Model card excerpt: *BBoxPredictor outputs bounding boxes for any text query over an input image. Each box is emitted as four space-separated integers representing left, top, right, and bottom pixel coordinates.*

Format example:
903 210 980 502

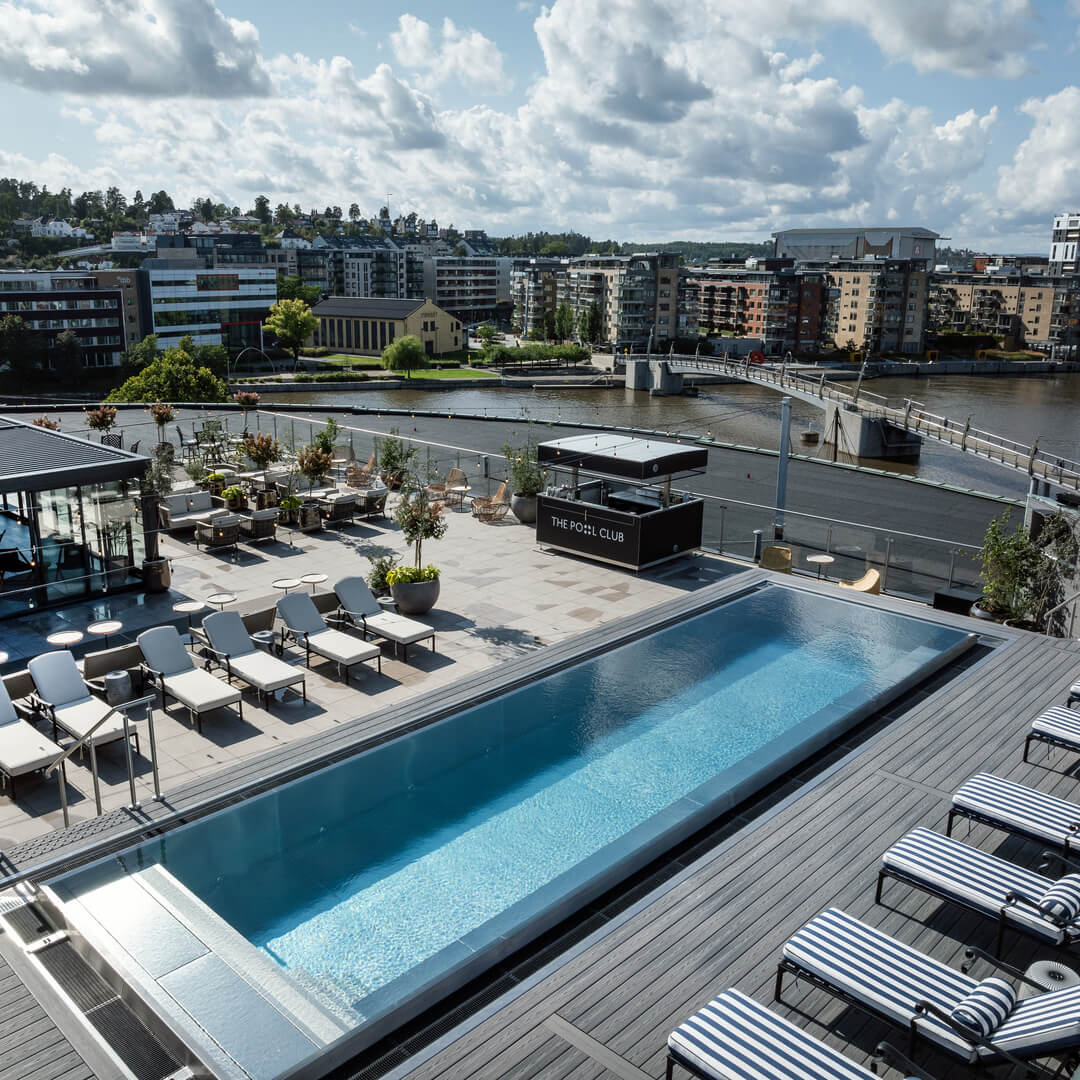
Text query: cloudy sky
1 0 1079 250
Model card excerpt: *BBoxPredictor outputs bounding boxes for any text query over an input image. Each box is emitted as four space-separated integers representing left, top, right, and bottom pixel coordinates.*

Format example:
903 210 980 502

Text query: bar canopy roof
537 433 707 481
0 416 148 492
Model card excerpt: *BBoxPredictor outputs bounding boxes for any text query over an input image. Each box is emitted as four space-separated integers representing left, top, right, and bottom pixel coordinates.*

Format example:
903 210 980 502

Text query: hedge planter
511 494 538 524
390 577 440 615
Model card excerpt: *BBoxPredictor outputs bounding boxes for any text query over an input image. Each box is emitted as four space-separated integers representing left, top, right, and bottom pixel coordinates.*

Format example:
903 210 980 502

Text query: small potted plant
150 402 175 444
86 404 118 433
220 484 247 512
367 553 400 597
278 494 302 525
204 471 227 497
389 471 448 614
503 439 544 524
376 427 417 490
971 512 1041 623
297 446 333 530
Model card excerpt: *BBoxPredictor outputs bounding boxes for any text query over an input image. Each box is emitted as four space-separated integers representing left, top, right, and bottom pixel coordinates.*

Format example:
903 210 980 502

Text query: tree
105 186 126 217
106 345 229 403
380 335 430 380
274 203 294 225
263 298 317 371
120 333 161 374
542 308 556 341
195 197 215 222
254 194 271 224
476 323 498 347
277 275 323 304
348 203 360 222
147 190 174 214
554 303 575 341
52 329 83 380
579 301 601 344
540 239 569 256
0 314 38 378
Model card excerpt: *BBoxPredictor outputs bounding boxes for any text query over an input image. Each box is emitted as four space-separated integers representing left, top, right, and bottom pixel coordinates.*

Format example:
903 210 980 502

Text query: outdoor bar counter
535 433 707 571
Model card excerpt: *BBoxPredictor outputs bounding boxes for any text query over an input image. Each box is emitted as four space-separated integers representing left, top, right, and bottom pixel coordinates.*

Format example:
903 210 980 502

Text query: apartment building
423 256 512 323
819 259 929 355
557 253 679 348
1050 212 1080 277
930 272 1080 352
0 270 126 367
773 226 939 264
138 260 277 350
681 262 825 355
509 258 567 335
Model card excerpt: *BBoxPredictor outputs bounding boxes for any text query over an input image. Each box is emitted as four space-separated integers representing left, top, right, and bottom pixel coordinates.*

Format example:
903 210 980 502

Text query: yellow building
309 297 462 356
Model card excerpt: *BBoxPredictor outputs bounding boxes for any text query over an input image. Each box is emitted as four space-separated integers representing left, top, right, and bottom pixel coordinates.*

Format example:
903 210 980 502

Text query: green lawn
394 367 500 380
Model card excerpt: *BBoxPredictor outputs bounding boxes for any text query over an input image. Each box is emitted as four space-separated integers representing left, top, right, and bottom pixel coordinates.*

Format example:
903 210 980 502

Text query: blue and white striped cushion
952 774 1080 848
1032 706 1080 746
993 983 1080 1056
949 977 1016 1038
668 988 877 1080
882 829 1062 941
1037 874 1080 925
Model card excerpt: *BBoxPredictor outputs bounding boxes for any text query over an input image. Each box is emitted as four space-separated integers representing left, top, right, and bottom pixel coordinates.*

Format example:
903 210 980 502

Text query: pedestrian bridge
656 354 1080 488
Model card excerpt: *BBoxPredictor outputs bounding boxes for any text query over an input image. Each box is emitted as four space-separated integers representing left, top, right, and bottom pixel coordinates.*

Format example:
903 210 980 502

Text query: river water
280 371 1080 500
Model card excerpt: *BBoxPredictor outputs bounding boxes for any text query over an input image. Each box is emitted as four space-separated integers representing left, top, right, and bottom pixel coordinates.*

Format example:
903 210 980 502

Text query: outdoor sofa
201 611 306 705
158 490 227 533
333 576 435 660
276 593 381 681
878 826 1080 954
0 676 61 797
777 906 1080 1067
138 626 243 732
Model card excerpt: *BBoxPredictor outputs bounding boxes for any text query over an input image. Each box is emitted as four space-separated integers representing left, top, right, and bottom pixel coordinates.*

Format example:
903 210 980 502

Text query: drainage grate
37 940 182 1079
4 901 52 942
86 997 182 1080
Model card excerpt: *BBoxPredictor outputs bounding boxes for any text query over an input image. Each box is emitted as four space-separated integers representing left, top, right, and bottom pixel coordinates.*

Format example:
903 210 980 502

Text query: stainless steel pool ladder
44 694 161 829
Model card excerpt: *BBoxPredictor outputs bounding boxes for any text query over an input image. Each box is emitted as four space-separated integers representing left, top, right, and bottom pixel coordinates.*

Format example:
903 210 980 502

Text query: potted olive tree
503 439 544 524
233 390 260 434
971 512 1042 624
376 427 417 489
387 471 447 614
297 447 332 530
241 432 284 508
86 404 118 435
150 402 175 445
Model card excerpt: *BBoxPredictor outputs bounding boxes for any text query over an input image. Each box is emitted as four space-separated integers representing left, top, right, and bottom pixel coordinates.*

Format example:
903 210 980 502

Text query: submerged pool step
31 932 186 1080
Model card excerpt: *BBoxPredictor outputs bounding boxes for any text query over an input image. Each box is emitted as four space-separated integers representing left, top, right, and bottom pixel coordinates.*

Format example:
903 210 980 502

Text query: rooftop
311 296 428 320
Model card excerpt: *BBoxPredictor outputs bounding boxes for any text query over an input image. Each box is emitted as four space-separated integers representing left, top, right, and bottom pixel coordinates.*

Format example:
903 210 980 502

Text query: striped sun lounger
878 827 1080 953
1026 706 1080 765
777 907 1080 1065
666 988 927 1080
949 773 1080 853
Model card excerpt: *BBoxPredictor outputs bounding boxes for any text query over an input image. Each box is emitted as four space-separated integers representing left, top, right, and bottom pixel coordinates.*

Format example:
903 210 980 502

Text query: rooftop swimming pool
49 584 975 1080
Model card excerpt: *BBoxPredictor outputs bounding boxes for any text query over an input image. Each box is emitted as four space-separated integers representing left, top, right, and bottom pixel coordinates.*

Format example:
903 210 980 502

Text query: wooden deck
382 628 1080 1080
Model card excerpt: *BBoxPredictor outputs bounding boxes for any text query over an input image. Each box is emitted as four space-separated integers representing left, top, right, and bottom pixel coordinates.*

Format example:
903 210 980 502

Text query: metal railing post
753 529 763 562
122 712 138 810
57 762 69 829
825 525 833 554
88 741 102 817
146 704 162 801
881 537 893 593
719 506 726 553
947 549 957 588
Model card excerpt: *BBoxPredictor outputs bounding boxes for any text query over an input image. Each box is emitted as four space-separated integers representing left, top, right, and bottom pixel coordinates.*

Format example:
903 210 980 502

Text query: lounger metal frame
280 624 381 681
140 661 243 733
201 644 307 706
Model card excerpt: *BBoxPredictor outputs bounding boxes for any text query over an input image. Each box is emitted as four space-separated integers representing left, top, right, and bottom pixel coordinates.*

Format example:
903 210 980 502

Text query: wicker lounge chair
195 514 241 555
949 773 1080 854
277 593 381 681
471 482 510 523
778 906 1080 1066
201 611 306 705
839 568 881 594
760 545 792 574
878 827 1080 954
239 507 278 544
320 491 357 526
356 487 388 520
138 626 243 732
0 677 61 798
667 988 925 1080
333 576 435 660
28 650 137 751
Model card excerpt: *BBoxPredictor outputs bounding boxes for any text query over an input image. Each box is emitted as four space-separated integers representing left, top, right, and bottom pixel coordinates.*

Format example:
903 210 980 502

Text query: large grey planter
511 494 537 524
390 577 441 615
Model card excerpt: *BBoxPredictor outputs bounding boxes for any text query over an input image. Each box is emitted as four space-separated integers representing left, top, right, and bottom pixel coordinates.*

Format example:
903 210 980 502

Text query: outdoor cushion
1031 706 1080 748
202 611 258 658
226 651 304 694
138 626 195 677
53 697 126 745
952 773 1080 849
335 577 434 647
333 576 381 617
28 650 88 706
277 593 326 636
1037 874 1080 925
161 669 242 713
0 680 60 779
305 628 379 667
950 978 1016 1038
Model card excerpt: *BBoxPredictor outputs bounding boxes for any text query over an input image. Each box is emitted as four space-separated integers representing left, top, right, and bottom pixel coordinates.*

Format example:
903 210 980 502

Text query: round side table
806 553 835 580
206 592 237 611
87 619 123 649
301 573 328 593
1019 960 1080 1000
272 577 302 594
47 629 84 650
173 599 207 645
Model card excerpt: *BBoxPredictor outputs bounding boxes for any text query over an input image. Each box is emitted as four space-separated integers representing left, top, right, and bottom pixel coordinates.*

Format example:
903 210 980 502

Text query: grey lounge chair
137 626 243 732
333 576 435 660
28 650 138 751
277 593 380 681
201 611 306 705
0 678 61 797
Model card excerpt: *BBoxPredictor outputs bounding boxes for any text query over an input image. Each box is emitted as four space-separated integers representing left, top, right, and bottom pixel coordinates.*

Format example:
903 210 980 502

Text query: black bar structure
535 434 707 571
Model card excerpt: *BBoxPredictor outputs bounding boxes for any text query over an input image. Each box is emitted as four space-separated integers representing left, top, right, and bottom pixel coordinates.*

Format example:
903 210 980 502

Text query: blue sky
1 0 1079 250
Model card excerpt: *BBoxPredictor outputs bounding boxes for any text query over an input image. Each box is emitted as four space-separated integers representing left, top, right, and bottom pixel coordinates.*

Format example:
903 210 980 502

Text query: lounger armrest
1003 889 1046 916
960 945 1037 986
200 644 235 678
874 1042 937 1080
914 1000 1027 1071
325 612 348 628
139 663 164 688
1038 849 1080 875
29 692 56 722
84 675 107 694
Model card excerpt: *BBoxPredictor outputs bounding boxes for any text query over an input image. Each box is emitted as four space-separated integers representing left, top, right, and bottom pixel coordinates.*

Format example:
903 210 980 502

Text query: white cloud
0 0 268 96
391 14 513 94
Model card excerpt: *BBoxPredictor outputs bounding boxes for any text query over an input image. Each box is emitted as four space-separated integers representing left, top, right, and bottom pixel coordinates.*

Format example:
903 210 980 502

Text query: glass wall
0 479 144 618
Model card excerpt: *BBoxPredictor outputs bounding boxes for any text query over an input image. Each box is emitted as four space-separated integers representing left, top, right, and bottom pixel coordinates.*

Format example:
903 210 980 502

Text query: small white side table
1019 960 1080 1000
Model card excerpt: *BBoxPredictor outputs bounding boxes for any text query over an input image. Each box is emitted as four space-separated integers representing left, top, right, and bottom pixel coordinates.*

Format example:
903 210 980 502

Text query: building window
362 320 369 350
345 321 353 348
379 321 387 350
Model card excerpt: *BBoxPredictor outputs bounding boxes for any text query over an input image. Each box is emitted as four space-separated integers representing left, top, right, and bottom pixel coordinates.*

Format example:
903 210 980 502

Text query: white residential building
1050 212 1080 276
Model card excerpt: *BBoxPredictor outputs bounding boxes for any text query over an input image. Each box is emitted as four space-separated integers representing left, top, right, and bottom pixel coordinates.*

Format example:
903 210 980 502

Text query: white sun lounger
201 611 306 705
878 827 1080 954
277 593 381 681
0 677 61 798
1025 705 1080 767
667 988 926 1080
333 576 435 660
28 650 137 750
949 773 1080 854
137 626 243 732
778 907 1080 1066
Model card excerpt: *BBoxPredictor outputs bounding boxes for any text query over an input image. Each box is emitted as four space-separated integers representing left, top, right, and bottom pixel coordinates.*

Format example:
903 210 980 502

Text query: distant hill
493 232 773 262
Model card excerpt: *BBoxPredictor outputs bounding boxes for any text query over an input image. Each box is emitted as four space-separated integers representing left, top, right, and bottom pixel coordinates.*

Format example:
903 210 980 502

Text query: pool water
133 585 968 1019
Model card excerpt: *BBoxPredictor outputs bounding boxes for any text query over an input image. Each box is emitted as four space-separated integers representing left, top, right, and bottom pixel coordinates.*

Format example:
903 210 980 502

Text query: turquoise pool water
96 586 970 1025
